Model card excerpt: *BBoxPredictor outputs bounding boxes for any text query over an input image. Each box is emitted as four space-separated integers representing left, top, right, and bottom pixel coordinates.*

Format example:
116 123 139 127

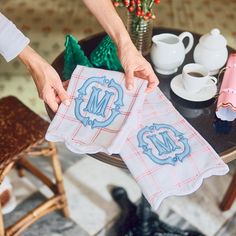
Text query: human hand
19 46 70 112
62 80 70 90
117 42 159 93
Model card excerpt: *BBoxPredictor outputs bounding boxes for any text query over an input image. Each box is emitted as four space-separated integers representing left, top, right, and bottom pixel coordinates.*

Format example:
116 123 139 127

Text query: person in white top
0 0 159 113
0 12 70 112
0 0 159 214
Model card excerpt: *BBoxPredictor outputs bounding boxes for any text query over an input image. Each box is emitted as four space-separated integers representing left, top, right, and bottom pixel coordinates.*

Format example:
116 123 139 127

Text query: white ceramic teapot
150 32 194 75
193 28 228 75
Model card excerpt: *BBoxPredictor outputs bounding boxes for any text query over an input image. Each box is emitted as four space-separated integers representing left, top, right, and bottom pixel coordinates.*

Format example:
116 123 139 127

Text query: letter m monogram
147 131 180 155
84 86 114 117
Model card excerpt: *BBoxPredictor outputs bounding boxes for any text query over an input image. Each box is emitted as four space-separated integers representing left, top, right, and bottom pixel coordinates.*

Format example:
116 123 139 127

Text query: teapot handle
179 32 194 54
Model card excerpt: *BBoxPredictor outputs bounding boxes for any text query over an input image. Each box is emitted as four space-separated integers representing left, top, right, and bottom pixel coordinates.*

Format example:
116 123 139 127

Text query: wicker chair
0 96 69 236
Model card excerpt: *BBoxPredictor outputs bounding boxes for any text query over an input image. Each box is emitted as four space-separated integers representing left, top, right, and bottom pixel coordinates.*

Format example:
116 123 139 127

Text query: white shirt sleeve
0 13 30 62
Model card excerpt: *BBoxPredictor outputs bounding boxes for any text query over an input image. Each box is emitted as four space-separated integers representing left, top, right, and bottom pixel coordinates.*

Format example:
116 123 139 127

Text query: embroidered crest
137 123 190 165
75 76 124 128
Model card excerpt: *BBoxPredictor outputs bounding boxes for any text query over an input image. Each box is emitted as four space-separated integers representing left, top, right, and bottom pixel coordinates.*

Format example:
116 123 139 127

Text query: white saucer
170 74 217 102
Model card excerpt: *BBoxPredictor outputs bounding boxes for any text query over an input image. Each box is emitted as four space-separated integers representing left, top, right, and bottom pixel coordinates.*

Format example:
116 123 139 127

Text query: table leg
220 170 236 211
111 187 204 236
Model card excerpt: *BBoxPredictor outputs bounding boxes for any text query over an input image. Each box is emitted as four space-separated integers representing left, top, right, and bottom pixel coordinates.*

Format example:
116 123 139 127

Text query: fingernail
128 84 133 90
145 88 152 93
64 99 70 106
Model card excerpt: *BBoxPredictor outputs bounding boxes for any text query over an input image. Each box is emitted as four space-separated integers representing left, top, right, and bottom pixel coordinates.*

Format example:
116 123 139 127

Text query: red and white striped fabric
46 66 228 210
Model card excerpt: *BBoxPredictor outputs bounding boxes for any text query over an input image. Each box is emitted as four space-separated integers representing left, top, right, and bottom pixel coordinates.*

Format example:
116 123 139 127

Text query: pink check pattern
46 65 147 154
120 88 229 210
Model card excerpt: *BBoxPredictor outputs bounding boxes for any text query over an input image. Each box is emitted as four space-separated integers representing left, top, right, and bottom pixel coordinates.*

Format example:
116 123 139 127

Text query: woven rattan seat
0 96 68 236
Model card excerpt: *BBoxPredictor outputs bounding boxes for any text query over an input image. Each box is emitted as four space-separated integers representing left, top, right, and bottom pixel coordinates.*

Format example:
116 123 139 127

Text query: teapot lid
199 28 227 49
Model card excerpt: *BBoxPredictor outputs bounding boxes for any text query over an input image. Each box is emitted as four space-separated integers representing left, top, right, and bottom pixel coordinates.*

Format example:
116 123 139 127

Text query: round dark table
50 27 236 168
49 27 236 235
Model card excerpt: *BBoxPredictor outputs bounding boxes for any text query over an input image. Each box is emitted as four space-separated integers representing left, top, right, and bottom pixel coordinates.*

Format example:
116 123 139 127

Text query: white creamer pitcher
150 32 194 75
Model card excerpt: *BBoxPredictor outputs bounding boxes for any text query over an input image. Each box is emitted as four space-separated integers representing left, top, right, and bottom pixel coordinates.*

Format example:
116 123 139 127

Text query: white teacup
182 63 217 93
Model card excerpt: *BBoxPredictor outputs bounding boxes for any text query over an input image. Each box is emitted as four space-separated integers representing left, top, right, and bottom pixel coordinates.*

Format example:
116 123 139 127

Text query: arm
18 46 70 111
0 13 69 112
82 0 159 92
0 13 29 62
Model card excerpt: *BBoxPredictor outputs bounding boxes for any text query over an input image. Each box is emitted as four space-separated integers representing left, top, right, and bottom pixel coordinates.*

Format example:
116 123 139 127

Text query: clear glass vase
127 12 153 56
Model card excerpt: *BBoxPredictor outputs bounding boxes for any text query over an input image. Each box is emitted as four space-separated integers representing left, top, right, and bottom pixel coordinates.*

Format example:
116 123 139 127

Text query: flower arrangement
113 0 161 21
113 0 161 55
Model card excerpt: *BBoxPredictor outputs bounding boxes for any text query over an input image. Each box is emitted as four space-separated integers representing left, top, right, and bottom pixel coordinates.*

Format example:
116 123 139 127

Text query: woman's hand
82 0 158 93
19 46 70 112
118 41 159 93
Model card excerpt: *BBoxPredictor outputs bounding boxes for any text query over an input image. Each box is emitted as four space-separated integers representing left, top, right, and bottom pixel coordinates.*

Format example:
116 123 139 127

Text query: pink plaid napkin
120 88 229 210
216 53 236 121
46 65 147 154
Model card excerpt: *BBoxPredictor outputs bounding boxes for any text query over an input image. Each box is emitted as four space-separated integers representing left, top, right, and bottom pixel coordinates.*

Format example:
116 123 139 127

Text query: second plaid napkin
120 88 228 210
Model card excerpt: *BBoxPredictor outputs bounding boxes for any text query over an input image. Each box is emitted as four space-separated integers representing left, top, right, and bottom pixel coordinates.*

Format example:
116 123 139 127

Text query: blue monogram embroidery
137 124 190 165
84 87 114 117
75 76 124 128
